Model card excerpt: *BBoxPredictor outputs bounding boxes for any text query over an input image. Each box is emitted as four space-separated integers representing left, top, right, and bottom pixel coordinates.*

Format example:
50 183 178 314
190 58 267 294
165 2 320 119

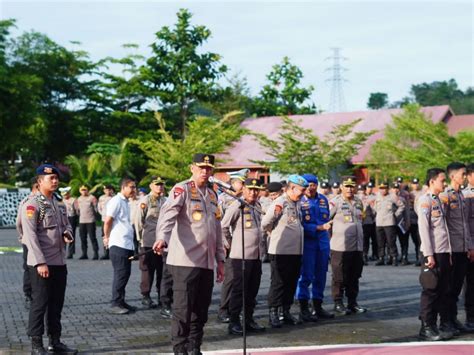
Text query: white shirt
106 193 134 250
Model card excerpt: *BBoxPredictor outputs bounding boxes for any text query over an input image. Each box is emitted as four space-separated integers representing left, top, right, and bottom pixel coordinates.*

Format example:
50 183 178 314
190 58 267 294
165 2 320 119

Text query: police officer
329 177 367 315
439 162 472 334
328 181 341 201
260 181 283 263
462 163 474 332
392 182 411 265
296 174 334 322
135 177 167 309
59 187 78 259
76 185 99 260
98 184 115 260
20 164 77 354
409 178 423 266
222 178 266 335
262 174 307 328
217 172 245 323
319 181 331 198
153 154 225 355
360 182 377 263
417 168 454 341
374 182 404 266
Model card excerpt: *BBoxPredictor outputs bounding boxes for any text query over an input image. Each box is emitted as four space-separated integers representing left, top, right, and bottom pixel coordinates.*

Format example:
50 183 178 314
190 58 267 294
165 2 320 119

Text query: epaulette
34 194 47 223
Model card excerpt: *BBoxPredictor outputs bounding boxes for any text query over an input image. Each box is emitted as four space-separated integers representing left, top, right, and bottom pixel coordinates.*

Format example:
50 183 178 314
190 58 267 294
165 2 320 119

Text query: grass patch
0 246 22 253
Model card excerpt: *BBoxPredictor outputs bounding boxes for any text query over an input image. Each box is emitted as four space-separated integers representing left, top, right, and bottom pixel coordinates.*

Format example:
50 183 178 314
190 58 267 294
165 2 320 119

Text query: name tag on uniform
344 215 353 223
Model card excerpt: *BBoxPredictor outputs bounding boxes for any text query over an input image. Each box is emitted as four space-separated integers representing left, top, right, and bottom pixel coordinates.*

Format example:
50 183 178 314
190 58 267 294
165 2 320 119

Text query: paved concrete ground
1 228 473 354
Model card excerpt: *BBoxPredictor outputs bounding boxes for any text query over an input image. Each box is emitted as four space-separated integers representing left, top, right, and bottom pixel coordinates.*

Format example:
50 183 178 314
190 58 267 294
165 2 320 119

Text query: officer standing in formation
409 178 422 266
153 154 225 355
262 174 308 328
221 178 266 335
392 182 411 265
76 185 99 260
98 184 115 260
20 164 77 354
296 174 334 322
359 182 377 264
260 182 283 262
462 163 474 331
329 177 367 315
59 187 78 260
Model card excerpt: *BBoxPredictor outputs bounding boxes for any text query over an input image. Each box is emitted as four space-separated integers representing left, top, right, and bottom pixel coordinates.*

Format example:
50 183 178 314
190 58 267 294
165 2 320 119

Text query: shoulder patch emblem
26 205 36 219
173 187 184 199
140 203 146 209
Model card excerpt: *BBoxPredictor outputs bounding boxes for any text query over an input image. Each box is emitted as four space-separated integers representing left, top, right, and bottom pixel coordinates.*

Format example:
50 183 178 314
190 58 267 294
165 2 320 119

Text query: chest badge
192 211 203 221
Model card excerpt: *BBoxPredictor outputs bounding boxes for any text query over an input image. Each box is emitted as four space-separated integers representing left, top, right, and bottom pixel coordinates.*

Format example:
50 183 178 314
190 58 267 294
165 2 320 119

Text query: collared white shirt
106 193 134 250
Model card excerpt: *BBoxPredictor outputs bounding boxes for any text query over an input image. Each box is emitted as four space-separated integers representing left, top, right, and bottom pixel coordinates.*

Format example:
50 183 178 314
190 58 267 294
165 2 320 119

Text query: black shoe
160 307 172 319
92 253 99 260
99 255 109 260
173 347 188 355
47 340 78 354
228 321 243 335
414 260 422 267
419 323 442 341
282 308 302 325
452 318 468 333
387 257 393 265
109 306 129 314
369 255 377 261
217 313 230 323
464 320 474 333
269 307 282 328
189 348 202 355
375 258 385 266
299 300 318 322
31 336 47 355
78 255 88 260
348 303 367 314
334 302 350 315
312 299 334 319
438 323 455 339
141 296 157 309
246 319 266 333
121 302 137 312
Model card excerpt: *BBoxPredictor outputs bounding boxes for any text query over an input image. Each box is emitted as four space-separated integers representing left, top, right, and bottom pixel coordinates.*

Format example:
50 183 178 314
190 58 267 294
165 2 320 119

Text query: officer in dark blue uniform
296 174 334 321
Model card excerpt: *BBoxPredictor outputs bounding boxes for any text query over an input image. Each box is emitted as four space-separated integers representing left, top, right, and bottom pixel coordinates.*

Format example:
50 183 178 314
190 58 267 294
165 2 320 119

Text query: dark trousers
79 222 98 257
448 252 469 321
409 224 421 261
218 254 233 316
362 223 378 258
67 216 78 257
267 254 302 308
169 265 214 352
109 246 134 307
22 245 32 299
397 227 410 258
419 253 451 324
139 246 163 297
160 252 173 307
27 265 67 337
465 260 474 321
229 259 262 321
376 226 398 258
330 250 364 304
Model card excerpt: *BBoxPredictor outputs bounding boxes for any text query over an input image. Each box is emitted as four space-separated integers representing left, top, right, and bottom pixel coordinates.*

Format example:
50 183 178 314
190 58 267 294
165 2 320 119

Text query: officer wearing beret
19 164 77 354
153 154 225 355
462 163 474 332
409 178 423 266
222 178 266 335
262 174 307 328
296 174 334 322
328 177 366 315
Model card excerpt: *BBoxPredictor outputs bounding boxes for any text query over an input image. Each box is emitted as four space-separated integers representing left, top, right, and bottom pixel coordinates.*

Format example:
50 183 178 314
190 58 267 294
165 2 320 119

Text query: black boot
401 254 410 265
246 316 266 333
47 335 78 354
269 307 282 328
161 305 172 319
228 315 243 336
312 299 334 319
141 295 157 309
31 336 47 355
439 322 458 337
334 301 350 315
464 319 474 333
299 300 318 322
375 257 385 266
419 322 442 341
100 248 109 260
347 301 367 314
282 306 302 325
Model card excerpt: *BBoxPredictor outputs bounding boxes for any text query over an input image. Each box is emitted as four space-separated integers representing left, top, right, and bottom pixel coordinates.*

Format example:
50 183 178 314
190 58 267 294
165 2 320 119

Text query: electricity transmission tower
325 48 348 112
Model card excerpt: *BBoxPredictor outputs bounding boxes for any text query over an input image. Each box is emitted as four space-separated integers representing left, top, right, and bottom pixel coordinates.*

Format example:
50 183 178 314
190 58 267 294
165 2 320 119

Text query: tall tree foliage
252 116 375 176
367 92 388 109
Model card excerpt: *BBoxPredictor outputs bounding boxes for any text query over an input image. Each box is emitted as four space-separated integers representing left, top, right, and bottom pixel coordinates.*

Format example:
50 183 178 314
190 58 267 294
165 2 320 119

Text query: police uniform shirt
137 193 167 248
98 194 113 222
76 195 98 224
220 200 262 260
373 194 404 227
300 194 330 238
20 192 71 266
329 195 364 252
361 193 376 225
63 196 77 218
218 192 239 216
462 184 474 247
261 193 304 255
417 193 451 256
155 180 225 270
440 187 471 252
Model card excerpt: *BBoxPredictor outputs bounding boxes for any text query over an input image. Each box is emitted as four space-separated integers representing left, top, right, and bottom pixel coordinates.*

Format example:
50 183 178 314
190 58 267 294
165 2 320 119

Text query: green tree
368 104 474 179
134 112 247 184
367 92 388 109
140 8 227 137
254 56 316 117
252 116 375 176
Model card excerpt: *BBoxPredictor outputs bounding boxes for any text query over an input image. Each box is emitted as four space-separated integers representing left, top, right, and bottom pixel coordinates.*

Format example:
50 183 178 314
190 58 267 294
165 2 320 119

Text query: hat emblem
204 156 210 163
44 167 53 174
252 179 257 185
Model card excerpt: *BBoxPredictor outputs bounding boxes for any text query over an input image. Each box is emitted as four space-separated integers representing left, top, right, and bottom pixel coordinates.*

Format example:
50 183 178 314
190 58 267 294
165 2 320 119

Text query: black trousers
27 265 67 337
376 226 398 258
229 259 262 321
22 245 32 299
330 250 364 304
409 224 421 261
218 254 233 316
267 254 302 308
67 216 78 257
448 252 469 321
465 260 474 321
139 246 163 297
109 246 134 307
419 253 451 324
79 222 98 256
169 265 214 352
160 252 173 307
362 223 378 258
396 226 410 258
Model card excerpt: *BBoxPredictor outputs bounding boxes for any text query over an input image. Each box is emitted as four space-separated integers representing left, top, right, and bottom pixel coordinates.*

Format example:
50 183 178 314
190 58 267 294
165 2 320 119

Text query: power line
325 47 348 112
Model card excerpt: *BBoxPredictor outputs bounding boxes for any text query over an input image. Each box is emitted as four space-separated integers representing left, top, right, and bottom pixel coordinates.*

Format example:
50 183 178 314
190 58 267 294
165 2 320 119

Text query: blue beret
36 164 59 176
302 174 318 185
288 174 309 188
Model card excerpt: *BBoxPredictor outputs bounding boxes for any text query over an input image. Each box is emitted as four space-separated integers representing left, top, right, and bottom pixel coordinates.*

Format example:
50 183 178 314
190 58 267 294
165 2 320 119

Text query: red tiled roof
220 105 453 167
446 114 474 135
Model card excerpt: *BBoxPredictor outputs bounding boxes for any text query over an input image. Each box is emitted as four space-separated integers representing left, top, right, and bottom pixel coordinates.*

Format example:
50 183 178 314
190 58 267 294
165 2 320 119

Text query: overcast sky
1 0 472 112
